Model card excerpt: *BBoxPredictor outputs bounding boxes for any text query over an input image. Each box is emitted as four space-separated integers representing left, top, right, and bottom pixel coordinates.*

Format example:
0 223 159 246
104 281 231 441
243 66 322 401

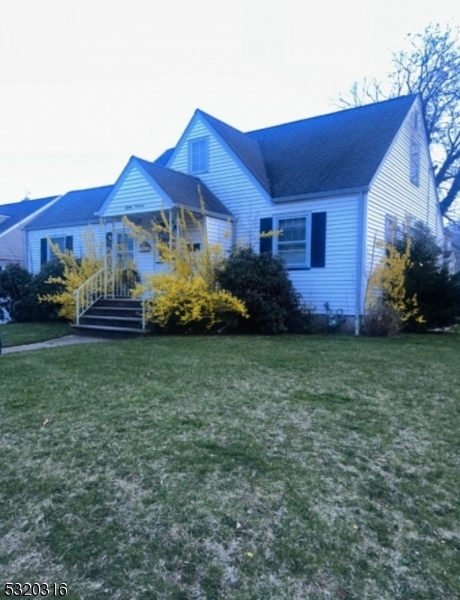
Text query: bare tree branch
338 23 460 216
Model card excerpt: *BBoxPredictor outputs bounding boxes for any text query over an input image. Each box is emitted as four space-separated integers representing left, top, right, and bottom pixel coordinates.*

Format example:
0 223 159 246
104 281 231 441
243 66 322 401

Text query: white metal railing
74 267 110 325
74 262 148 329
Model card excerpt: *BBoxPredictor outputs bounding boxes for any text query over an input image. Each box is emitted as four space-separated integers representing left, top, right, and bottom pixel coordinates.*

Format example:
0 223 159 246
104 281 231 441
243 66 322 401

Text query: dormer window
410 138 420 187
189 138 208 174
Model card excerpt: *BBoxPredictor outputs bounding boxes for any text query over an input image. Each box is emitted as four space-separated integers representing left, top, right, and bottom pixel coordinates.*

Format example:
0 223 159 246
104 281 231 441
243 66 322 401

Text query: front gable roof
0 196 58 237
135 157 232 216
164 110 272 200
26 185 113 231
98 155 232 218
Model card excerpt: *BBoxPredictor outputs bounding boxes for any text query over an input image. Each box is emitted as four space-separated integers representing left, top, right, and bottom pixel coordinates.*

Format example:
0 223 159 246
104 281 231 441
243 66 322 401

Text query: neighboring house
25 185 113 274
0 196 58 270
24 94 443 332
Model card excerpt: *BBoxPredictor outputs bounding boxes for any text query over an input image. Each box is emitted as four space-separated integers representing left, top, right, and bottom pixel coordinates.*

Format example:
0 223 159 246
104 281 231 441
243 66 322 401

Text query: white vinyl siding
169 116 270 245
168 115 359 315
271 195 360 315
366 103 443 277
26 223 107 274
100 166 171 218
206 216 232 254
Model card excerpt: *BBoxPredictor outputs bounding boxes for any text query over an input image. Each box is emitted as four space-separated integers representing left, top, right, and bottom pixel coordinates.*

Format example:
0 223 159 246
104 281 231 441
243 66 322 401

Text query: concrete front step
75 297 147 337
96 298 142 309
85 307 142 318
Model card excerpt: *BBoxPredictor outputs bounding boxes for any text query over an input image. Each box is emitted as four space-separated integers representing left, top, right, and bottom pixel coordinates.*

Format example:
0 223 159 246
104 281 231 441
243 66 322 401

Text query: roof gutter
26 216 100 231
273 186 369 203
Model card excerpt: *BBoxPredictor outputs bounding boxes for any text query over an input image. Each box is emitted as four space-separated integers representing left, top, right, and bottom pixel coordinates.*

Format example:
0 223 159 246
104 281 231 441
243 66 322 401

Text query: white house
25 94 442 333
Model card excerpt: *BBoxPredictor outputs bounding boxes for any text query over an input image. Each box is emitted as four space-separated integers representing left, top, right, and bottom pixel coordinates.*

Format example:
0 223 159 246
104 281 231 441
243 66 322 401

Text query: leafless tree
337 24 460 216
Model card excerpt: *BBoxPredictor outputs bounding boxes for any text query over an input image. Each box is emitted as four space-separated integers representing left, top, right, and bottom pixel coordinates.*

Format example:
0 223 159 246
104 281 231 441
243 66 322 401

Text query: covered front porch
72 154 233 332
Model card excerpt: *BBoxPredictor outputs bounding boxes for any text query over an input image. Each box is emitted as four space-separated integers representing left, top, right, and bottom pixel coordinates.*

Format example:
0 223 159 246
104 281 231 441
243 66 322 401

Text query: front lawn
1 334 459 599
0 321 71 348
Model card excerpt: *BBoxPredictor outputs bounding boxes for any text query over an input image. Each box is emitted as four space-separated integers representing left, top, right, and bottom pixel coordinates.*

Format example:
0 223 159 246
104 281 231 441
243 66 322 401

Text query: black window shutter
311 212 326 268
65 236 73 251
40 238 47 266
259 217 273 254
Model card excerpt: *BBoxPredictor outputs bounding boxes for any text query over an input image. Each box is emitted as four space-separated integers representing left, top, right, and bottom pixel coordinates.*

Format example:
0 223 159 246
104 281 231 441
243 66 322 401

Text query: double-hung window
189 138 208 174
40 235 73 265
276 216 309 267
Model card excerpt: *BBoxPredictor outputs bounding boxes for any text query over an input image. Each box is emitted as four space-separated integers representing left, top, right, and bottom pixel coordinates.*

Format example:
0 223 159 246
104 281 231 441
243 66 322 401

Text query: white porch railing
74 267 110 325
73 262 147 328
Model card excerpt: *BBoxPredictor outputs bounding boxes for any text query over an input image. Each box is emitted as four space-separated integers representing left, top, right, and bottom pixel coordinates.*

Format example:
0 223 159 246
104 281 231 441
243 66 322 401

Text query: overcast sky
0 0 459 205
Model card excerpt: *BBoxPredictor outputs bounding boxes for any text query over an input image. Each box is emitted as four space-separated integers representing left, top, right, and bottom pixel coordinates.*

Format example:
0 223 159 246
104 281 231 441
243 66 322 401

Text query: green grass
0 321 71 348
1 333 459 599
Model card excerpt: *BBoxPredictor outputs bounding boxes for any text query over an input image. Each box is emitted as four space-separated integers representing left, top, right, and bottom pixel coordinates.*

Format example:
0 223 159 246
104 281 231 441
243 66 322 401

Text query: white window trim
274 213 311 269
188 137 209 174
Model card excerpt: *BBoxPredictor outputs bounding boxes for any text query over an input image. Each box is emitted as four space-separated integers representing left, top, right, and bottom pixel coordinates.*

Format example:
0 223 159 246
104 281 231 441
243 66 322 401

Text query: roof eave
26 217 100 231
272 186 369 202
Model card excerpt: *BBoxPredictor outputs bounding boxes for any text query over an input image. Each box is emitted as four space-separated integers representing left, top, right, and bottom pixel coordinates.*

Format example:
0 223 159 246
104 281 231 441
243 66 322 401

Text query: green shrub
0 264 33 321
0 261 65 322
394 222 460 331
216 246 314 334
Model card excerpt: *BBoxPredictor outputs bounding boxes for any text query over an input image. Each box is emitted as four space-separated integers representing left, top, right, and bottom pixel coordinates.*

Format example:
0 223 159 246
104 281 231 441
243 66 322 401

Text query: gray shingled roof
154 148 174 166
26 185 113 230
247 94 418 198
0 196 57 236
154 95 418 199
135 157 232 216
197 110 271 194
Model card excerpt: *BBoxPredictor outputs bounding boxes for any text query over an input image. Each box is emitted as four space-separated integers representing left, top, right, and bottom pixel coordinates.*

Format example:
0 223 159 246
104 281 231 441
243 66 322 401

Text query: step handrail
74 266 110 325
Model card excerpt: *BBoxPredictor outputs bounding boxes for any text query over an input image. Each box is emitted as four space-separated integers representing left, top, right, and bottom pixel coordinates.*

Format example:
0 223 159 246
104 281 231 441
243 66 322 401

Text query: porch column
111 218 115 299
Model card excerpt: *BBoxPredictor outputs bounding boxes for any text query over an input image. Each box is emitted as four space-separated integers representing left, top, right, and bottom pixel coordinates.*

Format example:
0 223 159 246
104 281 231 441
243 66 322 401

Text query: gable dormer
165 110 271 216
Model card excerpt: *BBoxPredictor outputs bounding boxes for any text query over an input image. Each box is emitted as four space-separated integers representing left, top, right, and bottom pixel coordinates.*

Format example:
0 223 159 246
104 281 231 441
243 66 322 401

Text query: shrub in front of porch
126 210 247 333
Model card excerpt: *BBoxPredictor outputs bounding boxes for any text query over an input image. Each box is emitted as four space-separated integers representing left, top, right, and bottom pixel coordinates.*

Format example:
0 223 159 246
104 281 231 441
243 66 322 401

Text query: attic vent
413 111 419 130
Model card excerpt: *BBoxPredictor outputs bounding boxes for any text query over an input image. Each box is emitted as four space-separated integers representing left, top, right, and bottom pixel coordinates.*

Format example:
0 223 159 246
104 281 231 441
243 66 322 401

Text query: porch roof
135 157 232 217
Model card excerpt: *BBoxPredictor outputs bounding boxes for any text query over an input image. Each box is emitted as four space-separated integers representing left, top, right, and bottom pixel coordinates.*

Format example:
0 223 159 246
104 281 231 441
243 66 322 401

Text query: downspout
111 218 115 298
354 192 367 335
24 226 28 272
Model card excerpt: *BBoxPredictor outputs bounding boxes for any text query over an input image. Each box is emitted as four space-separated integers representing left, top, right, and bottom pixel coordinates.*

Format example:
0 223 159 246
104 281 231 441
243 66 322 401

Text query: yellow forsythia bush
39 229 105 322
366 230 424 324
124 201 247 332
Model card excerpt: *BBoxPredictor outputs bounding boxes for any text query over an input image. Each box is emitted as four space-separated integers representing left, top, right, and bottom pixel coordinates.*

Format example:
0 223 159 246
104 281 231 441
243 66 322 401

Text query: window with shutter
260 212 326 269
40 235 73 265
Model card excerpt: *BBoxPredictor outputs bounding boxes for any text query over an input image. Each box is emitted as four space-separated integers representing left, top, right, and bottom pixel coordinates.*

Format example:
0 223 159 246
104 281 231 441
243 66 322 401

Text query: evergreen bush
394 222 460 331
216 246 314 334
